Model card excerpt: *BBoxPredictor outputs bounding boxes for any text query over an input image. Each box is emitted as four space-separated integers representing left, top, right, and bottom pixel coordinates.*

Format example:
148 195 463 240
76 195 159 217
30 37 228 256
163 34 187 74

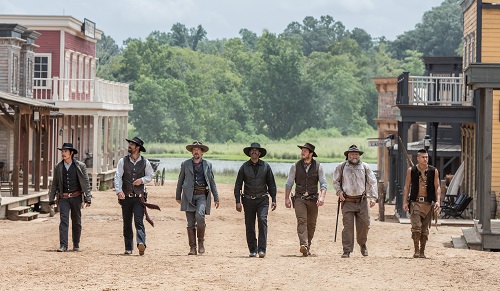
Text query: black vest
193 160 207 186
122 155 146 195
62 163 81 193
294 159 319 195
410 165 436 202
243 161 269 196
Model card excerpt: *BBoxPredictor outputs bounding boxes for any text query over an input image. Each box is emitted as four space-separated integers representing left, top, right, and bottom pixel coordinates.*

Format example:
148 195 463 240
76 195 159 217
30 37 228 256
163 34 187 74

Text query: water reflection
154 157 377 178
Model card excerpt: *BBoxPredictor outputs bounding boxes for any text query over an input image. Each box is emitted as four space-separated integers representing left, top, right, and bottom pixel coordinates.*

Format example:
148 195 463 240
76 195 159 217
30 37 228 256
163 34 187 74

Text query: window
34 54 51 88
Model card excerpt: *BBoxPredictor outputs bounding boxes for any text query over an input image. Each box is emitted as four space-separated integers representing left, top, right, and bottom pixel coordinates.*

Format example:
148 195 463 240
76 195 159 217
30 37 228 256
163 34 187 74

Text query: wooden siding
33 30 61 78
64 32 96 57
463 0 477 38
481 9 500 62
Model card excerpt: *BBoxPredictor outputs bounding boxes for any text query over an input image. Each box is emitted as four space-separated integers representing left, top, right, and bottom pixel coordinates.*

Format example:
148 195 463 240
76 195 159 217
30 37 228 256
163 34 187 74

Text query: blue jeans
242 196 269 253
186 194 207 229
120 197 145 251
58 195 82 247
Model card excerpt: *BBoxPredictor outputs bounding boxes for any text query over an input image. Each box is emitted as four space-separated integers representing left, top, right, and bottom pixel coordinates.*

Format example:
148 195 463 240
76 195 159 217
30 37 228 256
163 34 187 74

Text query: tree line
96 0 462 143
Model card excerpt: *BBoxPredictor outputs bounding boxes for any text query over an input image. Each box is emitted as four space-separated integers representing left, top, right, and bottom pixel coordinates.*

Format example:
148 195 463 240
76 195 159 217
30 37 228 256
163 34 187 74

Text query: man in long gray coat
176 141 220 255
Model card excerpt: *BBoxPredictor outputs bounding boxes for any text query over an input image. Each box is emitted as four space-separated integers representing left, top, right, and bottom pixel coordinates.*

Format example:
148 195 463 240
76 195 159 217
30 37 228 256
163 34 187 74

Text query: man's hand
403 203 409 212
285 198 292 208
117 192 125 200
317 197 325 206
214 201 220 209
338 191 346 201
176 199 181 205
271 202 277 211
133 178 142 186
84 202 91 208
434 201 440 211
236 203 242 212
369 200 376 208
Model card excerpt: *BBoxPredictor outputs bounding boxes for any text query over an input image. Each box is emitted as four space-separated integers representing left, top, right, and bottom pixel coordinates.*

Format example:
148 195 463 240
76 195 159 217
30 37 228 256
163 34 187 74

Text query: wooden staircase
7 205 39 221
453 220 500 250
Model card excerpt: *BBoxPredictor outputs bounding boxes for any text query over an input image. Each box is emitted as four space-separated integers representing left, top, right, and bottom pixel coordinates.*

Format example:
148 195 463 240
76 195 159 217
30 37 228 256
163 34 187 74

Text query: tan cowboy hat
126 137 146 152
344 144 364 157
297 142 317 157
243 142 267 158
186 141 209 152
57 142 78 154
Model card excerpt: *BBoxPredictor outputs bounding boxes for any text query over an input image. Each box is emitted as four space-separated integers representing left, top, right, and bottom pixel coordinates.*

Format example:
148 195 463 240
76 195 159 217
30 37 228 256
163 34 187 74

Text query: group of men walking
48 138 440 259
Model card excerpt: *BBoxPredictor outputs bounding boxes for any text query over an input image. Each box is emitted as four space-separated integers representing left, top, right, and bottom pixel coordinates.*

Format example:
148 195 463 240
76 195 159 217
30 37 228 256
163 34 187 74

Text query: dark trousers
58 195 82 247
294 198 319 247
242 196 269 253
120 197 145 251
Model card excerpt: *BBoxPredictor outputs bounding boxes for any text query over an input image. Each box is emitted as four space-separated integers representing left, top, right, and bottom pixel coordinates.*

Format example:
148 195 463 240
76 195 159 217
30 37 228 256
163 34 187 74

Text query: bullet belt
125 193 143 198
343 195 366 203
60 191 82 198
194 186 208 195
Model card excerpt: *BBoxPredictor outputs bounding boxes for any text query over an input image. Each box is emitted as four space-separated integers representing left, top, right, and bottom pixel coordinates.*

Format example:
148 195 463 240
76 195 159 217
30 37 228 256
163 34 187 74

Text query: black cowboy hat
243 142 267 158
126 137 146 152
57 142 78 154
297 142 317 157
186 141 209 152
344 144 364 157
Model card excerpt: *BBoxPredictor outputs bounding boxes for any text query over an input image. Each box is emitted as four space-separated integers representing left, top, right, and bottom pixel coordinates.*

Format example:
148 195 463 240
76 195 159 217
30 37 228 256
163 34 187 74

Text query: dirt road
1 181 499 290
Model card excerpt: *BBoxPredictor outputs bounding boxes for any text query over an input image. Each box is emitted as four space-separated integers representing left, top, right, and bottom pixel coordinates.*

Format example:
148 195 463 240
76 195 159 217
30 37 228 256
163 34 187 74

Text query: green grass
144 130 378 163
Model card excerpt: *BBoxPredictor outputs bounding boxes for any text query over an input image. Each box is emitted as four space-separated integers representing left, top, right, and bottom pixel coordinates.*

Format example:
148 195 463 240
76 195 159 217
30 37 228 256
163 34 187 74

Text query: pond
153 157 378 178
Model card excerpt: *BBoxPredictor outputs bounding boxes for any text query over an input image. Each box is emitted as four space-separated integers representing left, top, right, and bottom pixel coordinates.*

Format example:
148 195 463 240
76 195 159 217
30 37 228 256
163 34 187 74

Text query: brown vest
294 159 319 195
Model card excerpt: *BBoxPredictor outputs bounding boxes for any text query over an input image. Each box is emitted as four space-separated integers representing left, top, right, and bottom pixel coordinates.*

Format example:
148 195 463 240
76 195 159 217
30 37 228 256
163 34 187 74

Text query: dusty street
1 181 499 291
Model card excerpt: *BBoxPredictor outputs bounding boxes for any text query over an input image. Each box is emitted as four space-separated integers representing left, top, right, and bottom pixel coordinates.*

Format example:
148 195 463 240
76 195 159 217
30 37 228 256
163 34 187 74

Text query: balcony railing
32 77 129 105
397 72 472 106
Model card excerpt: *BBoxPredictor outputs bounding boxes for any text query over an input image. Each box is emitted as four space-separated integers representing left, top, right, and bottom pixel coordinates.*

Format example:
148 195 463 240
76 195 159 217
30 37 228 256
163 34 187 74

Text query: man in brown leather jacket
49 143 92 252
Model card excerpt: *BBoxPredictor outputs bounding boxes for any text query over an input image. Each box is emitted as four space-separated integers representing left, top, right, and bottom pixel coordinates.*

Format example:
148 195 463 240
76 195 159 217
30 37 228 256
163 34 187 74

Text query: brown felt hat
186 141 209 152
298 142 317 157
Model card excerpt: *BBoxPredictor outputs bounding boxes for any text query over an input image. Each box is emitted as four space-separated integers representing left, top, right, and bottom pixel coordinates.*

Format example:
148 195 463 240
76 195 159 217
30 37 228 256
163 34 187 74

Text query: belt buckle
67 192 72 197
417 197 425 202
303 192 309 197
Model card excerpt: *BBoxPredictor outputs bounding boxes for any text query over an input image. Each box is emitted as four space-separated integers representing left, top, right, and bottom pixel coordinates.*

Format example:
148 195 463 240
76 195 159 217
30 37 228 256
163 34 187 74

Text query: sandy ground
1 181 500 291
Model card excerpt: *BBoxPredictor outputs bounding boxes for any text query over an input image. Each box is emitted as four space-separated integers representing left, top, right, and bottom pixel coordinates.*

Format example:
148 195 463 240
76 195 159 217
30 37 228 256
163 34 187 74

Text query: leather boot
197 227 206 254
187 228 197 255
412 232 420 258
419 235 428 258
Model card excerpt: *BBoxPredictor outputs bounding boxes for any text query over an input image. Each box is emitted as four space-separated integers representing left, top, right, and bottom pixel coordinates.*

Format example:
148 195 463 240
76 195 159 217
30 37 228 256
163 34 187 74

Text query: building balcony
32 77 131 110
395 72 475 124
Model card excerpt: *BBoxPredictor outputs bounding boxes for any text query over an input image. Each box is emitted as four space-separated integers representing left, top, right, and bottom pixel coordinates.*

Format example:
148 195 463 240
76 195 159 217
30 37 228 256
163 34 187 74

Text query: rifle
334 198 340 242
398 136 414 167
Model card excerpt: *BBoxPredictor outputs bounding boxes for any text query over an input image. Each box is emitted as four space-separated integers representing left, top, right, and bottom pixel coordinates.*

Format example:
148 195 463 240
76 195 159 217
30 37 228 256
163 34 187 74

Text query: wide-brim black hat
126 137 146 152
243 142 267 158
344 144 363 157
186 141 209 152
57 143 78 154
298 142 317 157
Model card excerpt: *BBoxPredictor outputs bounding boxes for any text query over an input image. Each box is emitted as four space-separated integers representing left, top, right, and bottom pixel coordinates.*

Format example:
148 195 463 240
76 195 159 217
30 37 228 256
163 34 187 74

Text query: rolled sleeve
285 164 296 190
114 158 124 194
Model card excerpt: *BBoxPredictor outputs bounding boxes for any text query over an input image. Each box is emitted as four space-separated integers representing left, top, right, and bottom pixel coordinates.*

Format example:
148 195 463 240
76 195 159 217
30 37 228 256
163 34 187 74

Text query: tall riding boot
419 235 428 258
197 227 206 254
412 232 420 258
187 228 197 255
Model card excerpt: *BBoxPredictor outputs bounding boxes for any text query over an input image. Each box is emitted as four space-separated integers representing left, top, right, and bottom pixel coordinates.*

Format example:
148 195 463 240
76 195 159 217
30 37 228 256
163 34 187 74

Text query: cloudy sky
1 0 444 45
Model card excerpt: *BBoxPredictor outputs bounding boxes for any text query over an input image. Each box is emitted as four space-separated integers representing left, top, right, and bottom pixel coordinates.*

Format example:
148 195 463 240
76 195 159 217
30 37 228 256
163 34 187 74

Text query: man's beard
128 147 132 154
348 157 360 165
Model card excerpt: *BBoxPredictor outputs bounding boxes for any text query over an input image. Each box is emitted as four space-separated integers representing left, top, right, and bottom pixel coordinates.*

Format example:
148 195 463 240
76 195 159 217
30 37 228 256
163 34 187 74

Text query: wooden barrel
491 191 497 219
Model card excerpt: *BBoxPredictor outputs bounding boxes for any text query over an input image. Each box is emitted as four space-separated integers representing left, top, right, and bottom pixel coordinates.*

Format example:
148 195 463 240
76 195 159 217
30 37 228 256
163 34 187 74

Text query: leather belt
343 195 365 203
60 191 82 198
125 193 143 198
414 196 431 203
243 193 268 200
298 193 318 200
194 190 208 195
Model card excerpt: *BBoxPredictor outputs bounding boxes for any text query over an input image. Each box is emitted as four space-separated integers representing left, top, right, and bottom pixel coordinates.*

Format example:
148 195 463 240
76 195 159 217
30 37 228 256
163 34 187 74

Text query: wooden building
0 15 132 193
380 0 500 250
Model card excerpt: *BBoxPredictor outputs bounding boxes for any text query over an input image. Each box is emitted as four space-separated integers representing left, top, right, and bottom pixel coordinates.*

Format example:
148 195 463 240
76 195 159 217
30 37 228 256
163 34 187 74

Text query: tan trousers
410 202 432 236
341 198 370 253
294 198 319 247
